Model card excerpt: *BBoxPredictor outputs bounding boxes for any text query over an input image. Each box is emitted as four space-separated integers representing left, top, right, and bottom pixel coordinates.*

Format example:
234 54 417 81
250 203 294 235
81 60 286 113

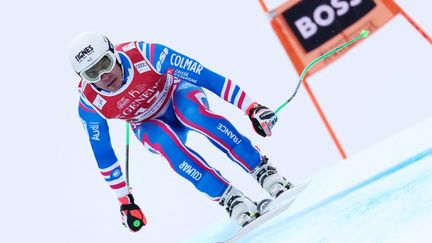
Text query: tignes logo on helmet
68 32 121 83
74 45 95 63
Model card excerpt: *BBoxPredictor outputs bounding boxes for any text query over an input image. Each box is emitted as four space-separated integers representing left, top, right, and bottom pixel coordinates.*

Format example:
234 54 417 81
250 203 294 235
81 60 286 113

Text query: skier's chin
105 77 122 92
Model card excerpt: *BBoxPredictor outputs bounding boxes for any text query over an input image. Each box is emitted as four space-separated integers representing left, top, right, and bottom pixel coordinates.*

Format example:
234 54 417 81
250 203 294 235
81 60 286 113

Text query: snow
189 116 432 242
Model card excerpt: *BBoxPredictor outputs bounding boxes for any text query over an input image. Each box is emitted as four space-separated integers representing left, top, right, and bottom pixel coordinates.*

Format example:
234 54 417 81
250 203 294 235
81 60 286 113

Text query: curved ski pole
125 122 132 192
275 30 369 114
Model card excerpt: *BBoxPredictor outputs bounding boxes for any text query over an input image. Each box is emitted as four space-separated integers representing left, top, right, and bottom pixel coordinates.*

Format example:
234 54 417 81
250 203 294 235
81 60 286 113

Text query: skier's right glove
247 102 278 137
119 194 147 232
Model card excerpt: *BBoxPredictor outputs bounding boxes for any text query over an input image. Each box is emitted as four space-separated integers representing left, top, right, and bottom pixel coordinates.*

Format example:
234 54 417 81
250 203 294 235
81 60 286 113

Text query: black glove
247 103 278 137
119 194 147 232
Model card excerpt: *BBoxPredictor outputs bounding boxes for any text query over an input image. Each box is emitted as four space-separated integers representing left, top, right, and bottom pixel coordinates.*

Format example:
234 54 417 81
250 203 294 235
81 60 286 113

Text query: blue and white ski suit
78 41 262 201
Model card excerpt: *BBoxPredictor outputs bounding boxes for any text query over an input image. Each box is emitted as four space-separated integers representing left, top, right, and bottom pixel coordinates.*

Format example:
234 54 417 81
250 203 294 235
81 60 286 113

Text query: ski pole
275 30 369 114
125 122 131 192
125 123 146 228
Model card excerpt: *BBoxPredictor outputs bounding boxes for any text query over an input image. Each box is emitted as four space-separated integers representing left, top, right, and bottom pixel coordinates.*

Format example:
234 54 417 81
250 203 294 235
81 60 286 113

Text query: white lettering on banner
174 69 189 78
123 88 156 116
93 94 107 109
117 97 130 109
170 54 204 74
156 48 169 72
128 90 141 98
295 0 363 39
217 123 242 144
179 161 202 181
89 122 100 141
123 74 174 121
146 91 160 104
122 42 136 52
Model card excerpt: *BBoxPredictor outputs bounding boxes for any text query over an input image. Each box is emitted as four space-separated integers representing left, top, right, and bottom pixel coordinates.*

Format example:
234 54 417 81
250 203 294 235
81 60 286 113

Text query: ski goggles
80 51 116 83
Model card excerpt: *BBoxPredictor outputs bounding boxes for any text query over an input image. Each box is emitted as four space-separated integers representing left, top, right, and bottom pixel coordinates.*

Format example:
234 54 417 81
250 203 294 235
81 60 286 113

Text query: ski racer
68 32 293 231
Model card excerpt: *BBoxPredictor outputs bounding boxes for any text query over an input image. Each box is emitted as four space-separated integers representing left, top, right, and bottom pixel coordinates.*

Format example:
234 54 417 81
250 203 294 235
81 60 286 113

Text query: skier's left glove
119 194 147 232
247 102 278 137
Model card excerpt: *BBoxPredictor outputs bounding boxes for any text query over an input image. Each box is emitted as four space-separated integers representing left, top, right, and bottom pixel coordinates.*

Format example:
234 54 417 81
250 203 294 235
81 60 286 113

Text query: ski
259 182 310 214
224 182 310 242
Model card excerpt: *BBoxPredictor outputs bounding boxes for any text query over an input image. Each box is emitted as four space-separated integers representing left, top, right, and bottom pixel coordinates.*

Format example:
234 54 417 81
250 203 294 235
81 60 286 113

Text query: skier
68 32 293 231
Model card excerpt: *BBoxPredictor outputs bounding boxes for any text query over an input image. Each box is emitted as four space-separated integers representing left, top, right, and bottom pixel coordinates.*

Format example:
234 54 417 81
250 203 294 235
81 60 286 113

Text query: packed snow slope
188 116 432 243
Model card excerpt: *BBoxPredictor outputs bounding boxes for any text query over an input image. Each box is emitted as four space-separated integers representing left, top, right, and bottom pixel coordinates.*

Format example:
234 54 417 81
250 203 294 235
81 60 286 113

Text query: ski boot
219 185 259 227
251 156 293 198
